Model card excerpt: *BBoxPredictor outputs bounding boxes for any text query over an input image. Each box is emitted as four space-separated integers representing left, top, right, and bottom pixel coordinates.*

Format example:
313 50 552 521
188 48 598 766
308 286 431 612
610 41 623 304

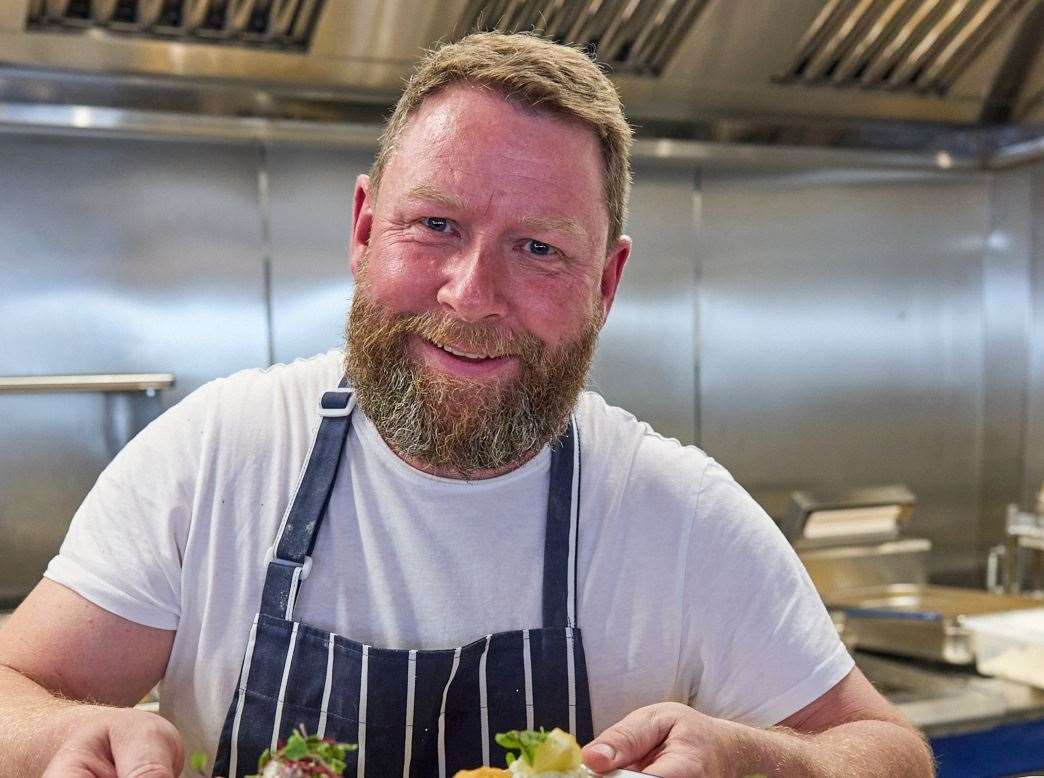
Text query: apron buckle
319 388 353 418
263 545 313 580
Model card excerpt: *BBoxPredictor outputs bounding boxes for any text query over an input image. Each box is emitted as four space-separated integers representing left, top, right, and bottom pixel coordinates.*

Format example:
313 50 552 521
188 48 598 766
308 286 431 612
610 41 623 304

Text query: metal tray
825 584 1044 664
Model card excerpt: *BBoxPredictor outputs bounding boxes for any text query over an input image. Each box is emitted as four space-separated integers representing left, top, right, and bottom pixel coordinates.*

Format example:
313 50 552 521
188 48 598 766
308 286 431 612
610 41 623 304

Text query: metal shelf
0 373 175 395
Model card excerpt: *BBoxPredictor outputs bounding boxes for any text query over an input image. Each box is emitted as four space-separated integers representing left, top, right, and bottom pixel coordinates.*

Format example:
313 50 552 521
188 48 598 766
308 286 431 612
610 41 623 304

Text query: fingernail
590 743 616 760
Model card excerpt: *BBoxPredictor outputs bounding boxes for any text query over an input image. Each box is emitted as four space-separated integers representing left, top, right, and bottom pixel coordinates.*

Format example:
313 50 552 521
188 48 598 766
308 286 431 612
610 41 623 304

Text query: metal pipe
0 373 176 394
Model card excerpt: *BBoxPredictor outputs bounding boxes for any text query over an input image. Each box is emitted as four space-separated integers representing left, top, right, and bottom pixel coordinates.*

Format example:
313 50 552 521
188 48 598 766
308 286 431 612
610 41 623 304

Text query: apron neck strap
259 380 353 620
542 415 581 629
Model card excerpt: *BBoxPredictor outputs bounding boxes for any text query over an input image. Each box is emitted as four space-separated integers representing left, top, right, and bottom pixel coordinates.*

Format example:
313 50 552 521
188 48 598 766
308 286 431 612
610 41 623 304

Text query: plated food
454 728 594 778
194 729 356 778
199 726 588 777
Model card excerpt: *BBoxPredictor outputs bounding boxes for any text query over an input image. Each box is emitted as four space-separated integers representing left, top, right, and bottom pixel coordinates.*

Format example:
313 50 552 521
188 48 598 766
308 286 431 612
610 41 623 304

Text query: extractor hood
0 0 1041 157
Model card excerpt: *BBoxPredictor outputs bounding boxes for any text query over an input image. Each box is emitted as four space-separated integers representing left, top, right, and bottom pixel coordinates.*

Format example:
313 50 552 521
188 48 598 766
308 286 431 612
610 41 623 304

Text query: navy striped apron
212 387 594 777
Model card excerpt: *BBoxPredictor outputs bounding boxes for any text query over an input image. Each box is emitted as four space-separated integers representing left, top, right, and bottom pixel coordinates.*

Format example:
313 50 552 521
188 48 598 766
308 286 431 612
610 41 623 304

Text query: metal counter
858 651 1044 777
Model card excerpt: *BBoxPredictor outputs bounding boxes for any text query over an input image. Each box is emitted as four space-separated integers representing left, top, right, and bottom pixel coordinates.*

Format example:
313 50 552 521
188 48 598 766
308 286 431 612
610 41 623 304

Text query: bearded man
0 33 933 778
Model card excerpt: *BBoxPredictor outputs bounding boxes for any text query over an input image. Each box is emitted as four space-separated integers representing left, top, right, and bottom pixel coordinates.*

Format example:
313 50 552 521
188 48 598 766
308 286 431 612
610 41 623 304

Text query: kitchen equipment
963 608 1044 690
826 584 1044 665
789 485 926 596
788 486 1044 664
987 499 1044 595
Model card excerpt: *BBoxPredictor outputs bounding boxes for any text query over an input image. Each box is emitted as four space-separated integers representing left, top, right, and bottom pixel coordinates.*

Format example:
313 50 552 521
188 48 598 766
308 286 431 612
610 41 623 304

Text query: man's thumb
582 706 672 772
110 715 184 778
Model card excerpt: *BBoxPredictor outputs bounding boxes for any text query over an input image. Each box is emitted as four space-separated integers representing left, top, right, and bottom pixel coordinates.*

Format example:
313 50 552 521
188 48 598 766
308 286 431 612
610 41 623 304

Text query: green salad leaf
495 728 549 768
189 752 209 773
257 728 357 776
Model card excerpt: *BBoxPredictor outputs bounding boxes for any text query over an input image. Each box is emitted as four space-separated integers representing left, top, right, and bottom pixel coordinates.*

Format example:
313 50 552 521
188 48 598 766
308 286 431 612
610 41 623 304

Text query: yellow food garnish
530 728 583 772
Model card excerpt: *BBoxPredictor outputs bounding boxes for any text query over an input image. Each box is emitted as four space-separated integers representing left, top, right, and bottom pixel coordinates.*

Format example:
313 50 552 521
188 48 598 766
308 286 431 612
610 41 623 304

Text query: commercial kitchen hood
0 0 1042 160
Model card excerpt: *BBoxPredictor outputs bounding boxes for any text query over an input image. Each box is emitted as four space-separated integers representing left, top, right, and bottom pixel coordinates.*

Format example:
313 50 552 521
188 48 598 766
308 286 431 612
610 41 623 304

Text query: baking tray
825 584 1044 664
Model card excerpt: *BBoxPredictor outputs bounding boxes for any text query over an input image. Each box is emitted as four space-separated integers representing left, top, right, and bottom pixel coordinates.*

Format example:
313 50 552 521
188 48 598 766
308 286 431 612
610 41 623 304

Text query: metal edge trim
0 101 997 170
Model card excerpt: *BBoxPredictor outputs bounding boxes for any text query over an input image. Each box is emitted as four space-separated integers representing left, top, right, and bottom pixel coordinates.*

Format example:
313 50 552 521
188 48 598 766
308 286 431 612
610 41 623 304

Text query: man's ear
598 235 632 325
349 174 373 278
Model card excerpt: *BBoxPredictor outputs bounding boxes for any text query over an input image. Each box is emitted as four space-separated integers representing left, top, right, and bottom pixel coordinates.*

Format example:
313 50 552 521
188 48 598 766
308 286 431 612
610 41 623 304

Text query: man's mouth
430 339 509 362
416 336 519 377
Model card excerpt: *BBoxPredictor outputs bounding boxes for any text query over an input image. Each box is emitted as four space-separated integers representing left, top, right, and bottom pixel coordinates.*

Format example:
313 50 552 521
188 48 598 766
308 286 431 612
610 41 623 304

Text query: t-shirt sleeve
685 460 854 727
43 384 213 630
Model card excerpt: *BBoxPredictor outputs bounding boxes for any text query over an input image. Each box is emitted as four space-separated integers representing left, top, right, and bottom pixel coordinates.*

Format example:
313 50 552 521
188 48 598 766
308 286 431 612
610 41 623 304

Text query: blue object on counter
843 607 942 621
931 717 1044 777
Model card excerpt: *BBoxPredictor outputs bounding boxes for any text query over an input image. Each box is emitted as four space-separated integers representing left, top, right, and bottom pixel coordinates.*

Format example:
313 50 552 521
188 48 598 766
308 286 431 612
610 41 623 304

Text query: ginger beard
344 263 602 478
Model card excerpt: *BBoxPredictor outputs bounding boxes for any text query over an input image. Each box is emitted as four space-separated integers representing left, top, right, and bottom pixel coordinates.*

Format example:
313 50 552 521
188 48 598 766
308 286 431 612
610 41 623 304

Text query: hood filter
779 0 1038 94
26 0 325 48
453 0 712 77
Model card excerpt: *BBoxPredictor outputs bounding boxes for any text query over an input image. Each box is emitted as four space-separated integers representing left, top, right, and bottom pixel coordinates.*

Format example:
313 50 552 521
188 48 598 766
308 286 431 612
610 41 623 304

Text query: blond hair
369 32 633 251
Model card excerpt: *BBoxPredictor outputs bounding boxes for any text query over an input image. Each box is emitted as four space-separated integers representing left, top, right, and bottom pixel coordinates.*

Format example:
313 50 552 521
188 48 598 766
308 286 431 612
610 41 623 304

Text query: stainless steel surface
798 538 932 595
0 0 1040 143
855 649 1044 736
455 0 713 77
2 102 1001 170
0 373 175 393
979 165 1035 552
780 0 1036 95
1022 161 1044 518
827 583 1044 663
264 144 366 363
784 484 916 543
697 167 992 577
587 163 698 445
27 0 326 47
999 503 1044 593
0 133 268 605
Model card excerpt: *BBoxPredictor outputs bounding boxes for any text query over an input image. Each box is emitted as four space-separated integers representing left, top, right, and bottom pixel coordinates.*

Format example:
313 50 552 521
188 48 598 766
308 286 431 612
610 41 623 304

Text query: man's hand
0 581 177 777
582 674 935 778
582 702 742 777
41 707 184 778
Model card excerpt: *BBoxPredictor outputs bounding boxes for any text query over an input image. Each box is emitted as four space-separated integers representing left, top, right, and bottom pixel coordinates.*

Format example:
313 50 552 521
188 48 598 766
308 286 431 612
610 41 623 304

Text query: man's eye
524 239 554 256
422 217 450 232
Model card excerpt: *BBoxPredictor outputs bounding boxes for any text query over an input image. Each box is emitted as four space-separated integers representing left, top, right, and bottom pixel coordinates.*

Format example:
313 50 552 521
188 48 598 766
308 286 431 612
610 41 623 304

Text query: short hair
369 31 634 252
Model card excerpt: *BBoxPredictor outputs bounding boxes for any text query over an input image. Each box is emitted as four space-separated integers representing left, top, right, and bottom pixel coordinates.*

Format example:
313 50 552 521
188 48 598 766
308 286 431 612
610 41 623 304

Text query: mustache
361 308 546 365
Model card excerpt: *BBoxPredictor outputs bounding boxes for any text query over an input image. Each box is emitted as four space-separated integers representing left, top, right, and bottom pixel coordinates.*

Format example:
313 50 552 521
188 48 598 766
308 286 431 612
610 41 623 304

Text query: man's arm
0 578 182 777
582 667 934 777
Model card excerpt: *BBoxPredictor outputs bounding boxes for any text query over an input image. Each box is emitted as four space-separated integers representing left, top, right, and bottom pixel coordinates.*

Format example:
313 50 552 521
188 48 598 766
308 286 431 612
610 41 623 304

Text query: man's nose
436 243 508 322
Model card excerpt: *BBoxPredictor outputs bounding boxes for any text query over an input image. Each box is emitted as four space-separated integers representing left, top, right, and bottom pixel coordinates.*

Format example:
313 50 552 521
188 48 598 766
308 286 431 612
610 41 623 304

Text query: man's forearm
739 718 935 777
0 664 105 777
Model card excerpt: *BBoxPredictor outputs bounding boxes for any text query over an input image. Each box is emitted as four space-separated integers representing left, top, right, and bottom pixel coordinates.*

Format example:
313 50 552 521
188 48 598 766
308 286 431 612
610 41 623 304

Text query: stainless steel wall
1 128 1040 600
264 144 365 364
1021 161 1044 510
0 135 269 604
696 167 994 578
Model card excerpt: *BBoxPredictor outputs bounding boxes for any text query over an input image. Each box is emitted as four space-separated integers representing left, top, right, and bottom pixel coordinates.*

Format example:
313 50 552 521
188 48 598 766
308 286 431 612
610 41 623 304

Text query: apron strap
542 415 580 629
259 381 354 620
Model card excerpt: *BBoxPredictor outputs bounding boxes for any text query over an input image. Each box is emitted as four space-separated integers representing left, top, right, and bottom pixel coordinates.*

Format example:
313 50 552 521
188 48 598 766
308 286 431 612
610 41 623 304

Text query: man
0 33 932 777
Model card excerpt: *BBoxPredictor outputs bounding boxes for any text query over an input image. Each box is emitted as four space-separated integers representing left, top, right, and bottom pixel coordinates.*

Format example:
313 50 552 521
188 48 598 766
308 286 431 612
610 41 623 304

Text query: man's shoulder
575 391 713 503
161 350 344 459
192 350 344 414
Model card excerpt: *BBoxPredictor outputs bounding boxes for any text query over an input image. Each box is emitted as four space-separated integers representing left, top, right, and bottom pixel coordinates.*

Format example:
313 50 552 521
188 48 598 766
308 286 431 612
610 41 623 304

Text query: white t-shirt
46 350 852 764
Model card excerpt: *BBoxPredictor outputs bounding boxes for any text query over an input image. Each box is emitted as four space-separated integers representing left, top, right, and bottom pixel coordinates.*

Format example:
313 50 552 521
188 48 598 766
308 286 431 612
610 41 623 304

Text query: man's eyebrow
404 184 468 211
520 215 589 241
404 185 588 242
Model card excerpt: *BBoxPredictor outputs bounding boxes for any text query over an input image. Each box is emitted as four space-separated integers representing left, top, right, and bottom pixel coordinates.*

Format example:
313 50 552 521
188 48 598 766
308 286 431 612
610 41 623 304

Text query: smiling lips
418 336 519 378
432 339 510 362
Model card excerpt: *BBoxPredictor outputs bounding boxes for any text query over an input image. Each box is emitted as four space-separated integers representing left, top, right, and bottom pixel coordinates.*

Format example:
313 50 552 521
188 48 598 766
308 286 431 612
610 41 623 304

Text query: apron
212 386 594 777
